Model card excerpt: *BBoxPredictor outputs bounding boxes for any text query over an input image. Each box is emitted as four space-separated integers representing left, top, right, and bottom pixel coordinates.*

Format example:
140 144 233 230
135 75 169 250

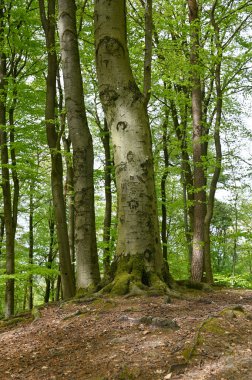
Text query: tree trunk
28 182 34 310
62 134 75 270
169 95 194 269
202 2 223 284
188 0 206 282
161 111 170 261
58 0 100 291
0 214 4 256
0 5 15 317
95 0 169 295
58 75 75 273
39 0 75 299
44 206 55 303
101 118 112 278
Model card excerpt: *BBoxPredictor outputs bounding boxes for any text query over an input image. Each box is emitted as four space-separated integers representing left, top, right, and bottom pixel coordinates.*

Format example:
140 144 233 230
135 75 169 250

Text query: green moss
201 318 225 335
75 282 101 298
102 253 170 296
149 273 168 294
182 345 196 361
111 272 132 295
118 366 137 379
130 254 144 278
219 306 244 319
182 316 225 361
116 255 131 274
177 279 213 291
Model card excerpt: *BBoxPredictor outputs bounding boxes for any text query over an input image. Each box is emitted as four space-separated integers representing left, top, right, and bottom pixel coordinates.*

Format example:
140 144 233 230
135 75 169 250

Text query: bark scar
128 199 139 210
116 121 128 131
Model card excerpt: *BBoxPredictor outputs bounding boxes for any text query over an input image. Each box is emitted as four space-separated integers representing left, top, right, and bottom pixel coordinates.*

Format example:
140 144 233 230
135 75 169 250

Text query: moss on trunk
101 253 173 296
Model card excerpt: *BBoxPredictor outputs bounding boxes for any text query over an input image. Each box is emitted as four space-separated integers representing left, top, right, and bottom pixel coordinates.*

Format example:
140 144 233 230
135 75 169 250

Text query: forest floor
0 287 252 380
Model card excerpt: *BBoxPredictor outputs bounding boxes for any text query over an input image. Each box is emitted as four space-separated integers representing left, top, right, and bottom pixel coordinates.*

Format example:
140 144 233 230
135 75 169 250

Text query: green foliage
0 0 252 316
214 273 252 289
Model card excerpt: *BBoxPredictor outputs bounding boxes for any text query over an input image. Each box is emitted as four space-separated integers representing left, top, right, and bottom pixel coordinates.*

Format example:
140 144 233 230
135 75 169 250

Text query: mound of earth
0 288 252 379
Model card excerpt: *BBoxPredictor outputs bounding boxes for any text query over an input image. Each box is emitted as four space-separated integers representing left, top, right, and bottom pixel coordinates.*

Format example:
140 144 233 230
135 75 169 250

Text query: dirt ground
0 287 252 380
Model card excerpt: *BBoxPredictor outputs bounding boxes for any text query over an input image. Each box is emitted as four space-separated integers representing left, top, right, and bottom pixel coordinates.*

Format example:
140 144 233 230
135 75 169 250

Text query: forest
0 0 252 321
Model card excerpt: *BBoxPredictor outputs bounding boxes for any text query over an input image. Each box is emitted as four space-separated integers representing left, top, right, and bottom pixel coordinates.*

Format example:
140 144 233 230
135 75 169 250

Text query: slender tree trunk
232 194 238 277
202 1 223 284
143 0 152 106
39 0 75 298
28 182 34 310
95 0 169 294
58 75 76 272
101 118 112 277
188 0 206 281
170 98 194 270
58 0 100 291
56 275 61 301
161 112 170 261
44 207 55 303
0 214 4 256
62 134 75 268
0 6 15 317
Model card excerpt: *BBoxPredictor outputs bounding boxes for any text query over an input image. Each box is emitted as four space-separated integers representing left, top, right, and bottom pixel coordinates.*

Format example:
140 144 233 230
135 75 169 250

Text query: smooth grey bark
95 0 168 294
58 0 100 290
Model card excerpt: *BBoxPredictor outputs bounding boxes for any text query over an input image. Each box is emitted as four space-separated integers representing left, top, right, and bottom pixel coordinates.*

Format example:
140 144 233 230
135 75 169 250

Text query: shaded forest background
0 0 252 317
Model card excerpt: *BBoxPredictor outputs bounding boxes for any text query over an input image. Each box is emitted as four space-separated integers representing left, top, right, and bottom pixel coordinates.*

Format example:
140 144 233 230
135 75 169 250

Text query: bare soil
0 288 252 380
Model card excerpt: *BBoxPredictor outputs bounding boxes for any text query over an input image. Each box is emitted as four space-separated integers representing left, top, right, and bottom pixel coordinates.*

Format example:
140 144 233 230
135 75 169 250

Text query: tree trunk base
176 279 213 291
101 253 176 297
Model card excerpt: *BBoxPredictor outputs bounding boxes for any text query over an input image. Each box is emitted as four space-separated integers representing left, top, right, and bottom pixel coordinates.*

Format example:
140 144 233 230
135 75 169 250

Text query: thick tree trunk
39 0 75 299
95 0 169 295
188 0 206 282
58 0 100 291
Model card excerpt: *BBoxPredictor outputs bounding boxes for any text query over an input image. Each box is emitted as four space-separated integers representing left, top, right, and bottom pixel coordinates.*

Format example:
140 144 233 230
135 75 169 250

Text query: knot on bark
100 88 119 106
116 121 128 131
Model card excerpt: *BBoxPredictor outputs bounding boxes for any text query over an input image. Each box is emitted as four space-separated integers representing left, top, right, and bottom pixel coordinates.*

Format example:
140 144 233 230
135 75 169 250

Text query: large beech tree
95 0 170 294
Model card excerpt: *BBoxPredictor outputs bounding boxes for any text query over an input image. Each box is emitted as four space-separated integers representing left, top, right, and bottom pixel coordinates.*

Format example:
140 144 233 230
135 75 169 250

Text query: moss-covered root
176 279 213 292
104 266 168 297
101 254 182 297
